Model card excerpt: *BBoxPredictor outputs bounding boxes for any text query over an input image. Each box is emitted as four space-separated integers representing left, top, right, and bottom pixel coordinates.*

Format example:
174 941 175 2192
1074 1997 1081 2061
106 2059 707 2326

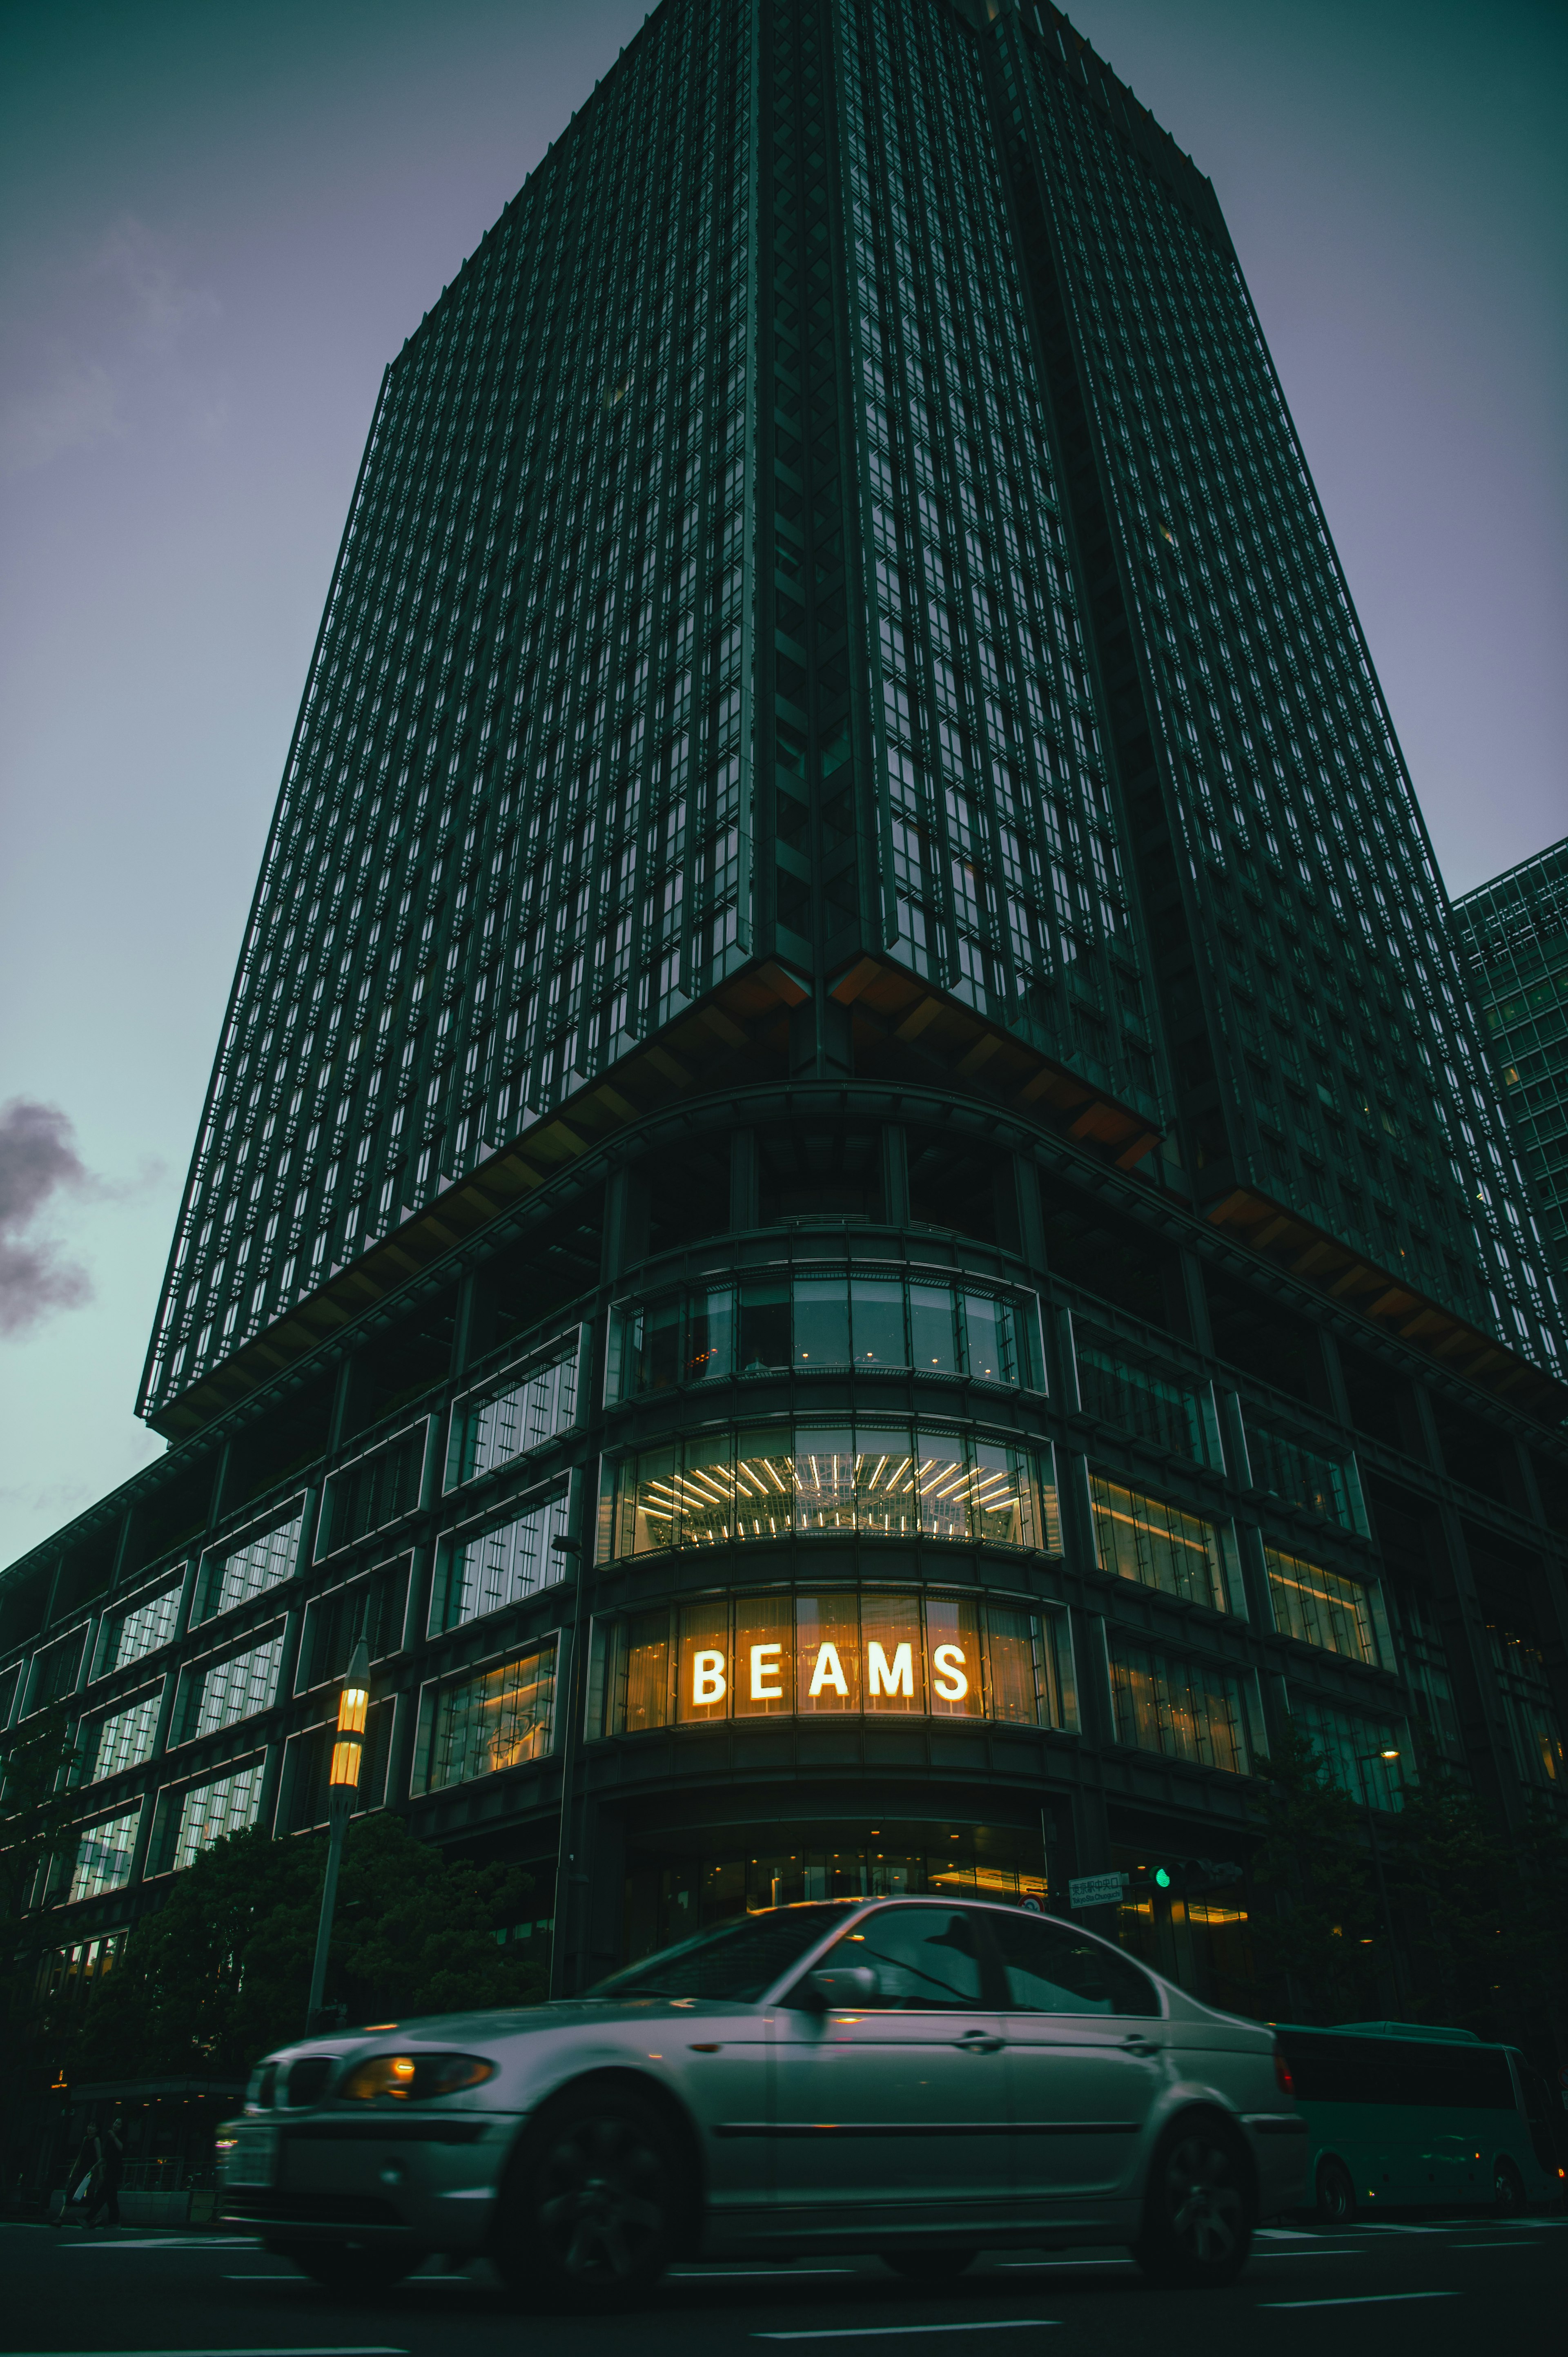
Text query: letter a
808 1642 849 1698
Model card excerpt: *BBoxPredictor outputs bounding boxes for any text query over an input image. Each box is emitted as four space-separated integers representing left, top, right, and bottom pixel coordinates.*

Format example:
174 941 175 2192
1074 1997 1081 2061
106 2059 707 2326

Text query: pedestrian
56 2127 100 2229
82 2116 125 2230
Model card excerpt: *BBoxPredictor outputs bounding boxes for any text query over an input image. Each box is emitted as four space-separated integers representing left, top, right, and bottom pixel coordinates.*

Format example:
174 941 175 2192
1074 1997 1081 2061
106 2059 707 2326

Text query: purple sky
2 0 1563 1571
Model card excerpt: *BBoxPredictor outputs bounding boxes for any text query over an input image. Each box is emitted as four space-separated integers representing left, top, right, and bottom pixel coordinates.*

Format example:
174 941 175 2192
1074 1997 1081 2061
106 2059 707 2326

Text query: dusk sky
1 0 1564 1572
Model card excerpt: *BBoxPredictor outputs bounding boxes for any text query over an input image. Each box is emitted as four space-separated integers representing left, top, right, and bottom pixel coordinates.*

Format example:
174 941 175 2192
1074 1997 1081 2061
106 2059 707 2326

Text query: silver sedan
216 1895 1305 2308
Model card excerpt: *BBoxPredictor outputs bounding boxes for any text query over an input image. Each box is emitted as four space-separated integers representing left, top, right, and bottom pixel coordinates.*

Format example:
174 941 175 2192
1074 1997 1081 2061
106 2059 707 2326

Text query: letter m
867 1641 913 1699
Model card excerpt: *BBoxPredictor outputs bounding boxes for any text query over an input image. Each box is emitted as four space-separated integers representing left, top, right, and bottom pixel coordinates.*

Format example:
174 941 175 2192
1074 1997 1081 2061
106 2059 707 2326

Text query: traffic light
1125 1857 1244 1900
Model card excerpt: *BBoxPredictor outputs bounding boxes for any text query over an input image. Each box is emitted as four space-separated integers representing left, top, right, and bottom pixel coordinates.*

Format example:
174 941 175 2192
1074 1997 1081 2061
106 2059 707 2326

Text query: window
297 1556 409 1691
1107 1641 1252 1775
1089 1472 1237 1611
606 1423 1057 1557
1075 1331 1221 1465
1246 1416 1363 1531
166 1759 266 1871
318 1424 426 1556
178 1631 284 1743
989 1911 1158 2016
817 1904 985 2010
1488 1627 1563 1789
414 1640 557 1795
1290 1699 1408 1809
1264 1545 1379 1664
85 1690 163 1784
595 1590 1074 1735
198 1508 304 1623
67 1808 142 1903
102 1579 183 1672
608 1270 1038 1399
447 1343 579 1487
431 1492 570 1633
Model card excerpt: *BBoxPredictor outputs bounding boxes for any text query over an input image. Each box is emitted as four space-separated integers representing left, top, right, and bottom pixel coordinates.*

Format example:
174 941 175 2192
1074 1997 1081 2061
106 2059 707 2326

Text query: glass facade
415 1641 557 1796
606 1423 1057 1556
1088 1471 1237 1612
1453 837 1568 1284
1107 1640 1252 1775
595 1590 1073 1735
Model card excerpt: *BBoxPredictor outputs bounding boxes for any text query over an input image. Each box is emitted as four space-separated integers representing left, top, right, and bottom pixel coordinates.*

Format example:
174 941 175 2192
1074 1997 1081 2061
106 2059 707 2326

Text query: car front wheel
492 2083 688 2312
1493 2159 1525 2216
1133 2114 1254 2289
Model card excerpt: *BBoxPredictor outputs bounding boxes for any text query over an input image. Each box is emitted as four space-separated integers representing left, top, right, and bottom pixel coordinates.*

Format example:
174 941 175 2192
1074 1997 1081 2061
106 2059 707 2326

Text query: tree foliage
1247 1718 1379 2024
66 1815 546 2083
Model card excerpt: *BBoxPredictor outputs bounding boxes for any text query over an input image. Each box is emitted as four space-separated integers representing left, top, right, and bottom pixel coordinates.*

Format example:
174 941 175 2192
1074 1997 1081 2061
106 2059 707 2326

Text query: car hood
260 1993 756 2069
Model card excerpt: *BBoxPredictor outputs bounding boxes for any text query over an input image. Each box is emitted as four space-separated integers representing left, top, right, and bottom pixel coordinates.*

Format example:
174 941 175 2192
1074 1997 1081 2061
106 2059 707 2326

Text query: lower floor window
67 1807 142 1903
1107 1641 1254 1775
414 1638 557 1795
592 1589 1076 1736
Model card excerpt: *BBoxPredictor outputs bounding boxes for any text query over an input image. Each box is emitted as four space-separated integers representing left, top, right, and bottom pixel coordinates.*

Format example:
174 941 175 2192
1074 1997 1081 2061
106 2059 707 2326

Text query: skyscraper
4 0 1566 2029
1454 837 1568 1286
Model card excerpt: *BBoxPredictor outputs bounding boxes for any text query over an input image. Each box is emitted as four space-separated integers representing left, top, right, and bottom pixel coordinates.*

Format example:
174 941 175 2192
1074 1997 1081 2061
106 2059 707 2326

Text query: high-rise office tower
5 0 1565 2035
1454 838 1568 1285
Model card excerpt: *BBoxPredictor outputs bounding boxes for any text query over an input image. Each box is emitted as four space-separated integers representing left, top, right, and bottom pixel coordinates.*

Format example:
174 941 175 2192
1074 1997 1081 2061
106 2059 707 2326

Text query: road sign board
1069 1872 1129 1909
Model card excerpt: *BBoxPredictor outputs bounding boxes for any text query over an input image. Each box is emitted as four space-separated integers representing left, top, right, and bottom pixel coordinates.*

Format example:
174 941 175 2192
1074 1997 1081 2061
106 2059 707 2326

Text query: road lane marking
1251 2251 1361 2261
1258 2292 1461 2311
995 2260 1126 2270
1256 2229 1318 2239
1450 2241 1537 2250
672 2269 857 2279
756 2328 1060 2342
10 2348 408 2355
61 2239 258 2251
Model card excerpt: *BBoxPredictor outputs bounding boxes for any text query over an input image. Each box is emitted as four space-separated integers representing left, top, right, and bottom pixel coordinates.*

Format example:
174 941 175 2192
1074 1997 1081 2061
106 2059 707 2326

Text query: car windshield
590 1904 853 2004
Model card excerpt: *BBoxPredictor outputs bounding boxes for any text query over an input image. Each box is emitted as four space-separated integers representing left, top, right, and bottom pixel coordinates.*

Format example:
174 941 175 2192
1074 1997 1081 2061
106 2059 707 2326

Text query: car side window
822 1906 987 2010
991 1914 1158 2017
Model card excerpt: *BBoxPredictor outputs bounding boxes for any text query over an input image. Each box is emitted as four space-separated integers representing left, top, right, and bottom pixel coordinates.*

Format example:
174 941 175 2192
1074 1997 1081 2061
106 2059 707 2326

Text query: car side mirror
792 1965 880 2012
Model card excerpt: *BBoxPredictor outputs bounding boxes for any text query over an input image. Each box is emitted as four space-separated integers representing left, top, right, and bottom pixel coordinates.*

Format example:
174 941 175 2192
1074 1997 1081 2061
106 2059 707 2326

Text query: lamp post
1356 1745 1407 2018
305 1637 369 2033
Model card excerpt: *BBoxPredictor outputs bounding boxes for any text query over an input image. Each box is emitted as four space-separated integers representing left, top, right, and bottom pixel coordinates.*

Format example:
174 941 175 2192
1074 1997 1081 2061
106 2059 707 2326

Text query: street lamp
1356 1745 1407 2018
306 1636 369 2033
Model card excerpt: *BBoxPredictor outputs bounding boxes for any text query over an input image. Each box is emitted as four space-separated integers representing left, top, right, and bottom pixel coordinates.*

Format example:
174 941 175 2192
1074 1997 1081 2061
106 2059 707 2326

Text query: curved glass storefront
590 1588 1076 1735
608 1268 1043 1398
600 1423 1060 1557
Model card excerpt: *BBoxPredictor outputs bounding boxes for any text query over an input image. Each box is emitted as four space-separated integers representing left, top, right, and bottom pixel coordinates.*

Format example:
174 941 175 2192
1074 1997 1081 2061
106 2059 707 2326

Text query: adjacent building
1454 837 1568 1287
5 0 1566 2052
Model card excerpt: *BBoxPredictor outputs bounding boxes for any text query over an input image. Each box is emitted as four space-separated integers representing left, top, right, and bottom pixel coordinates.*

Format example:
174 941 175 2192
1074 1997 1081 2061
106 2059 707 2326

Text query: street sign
1069 1871 1129 1909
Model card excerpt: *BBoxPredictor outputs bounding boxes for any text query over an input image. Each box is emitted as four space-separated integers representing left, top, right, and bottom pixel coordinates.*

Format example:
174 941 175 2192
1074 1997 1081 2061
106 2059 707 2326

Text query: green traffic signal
1154 1868 1172 1889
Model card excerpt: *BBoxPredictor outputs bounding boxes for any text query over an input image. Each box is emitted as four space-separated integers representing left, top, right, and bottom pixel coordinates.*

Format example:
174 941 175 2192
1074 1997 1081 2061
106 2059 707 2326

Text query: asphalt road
3 2211 1564 2357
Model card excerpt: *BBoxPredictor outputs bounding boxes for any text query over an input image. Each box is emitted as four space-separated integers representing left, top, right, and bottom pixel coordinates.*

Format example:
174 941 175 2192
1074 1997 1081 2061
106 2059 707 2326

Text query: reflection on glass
739 1282 790 1373
1089 1474 1231 1612
611 1423 1053 1558
793 1278 850 1366
688 1288 734 1383
613 1271 1038 1400
852 1276 905 1365
795 1592 861 1713
734 1591 793 1717
602 1592 1071 1735
924 1593 984 1718
909 1283 958 1372
1107 1641 1248 1775
677 1600 731 1723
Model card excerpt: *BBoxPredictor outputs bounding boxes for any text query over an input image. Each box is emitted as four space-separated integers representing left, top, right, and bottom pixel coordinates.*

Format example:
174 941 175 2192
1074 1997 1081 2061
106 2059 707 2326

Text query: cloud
0 1099 95 1337
0 214 224 477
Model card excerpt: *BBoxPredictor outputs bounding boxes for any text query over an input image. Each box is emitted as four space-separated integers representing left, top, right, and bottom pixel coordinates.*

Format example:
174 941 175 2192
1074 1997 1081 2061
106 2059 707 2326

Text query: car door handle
954 2030 1006 2053
1120 2036 1161 2058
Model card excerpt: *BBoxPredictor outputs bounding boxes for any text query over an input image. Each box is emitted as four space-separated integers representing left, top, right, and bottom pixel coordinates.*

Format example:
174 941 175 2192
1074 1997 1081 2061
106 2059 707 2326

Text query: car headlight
339 2051 498 2102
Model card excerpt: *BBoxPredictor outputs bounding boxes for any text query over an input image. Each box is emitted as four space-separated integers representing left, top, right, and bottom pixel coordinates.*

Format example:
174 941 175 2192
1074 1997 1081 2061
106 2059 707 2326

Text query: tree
67 1814 546 2084
1247 1719 1379 2024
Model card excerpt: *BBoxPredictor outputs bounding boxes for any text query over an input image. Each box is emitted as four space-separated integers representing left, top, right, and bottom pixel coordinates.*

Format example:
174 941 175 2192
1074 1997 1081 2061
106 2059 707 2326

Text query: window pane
739 1281 790 1372
640 1294 683 1392
688 1286 734 1383
828 1904 984 2008
973 1438 1031 1547
733 1427 796 1541
734 1592 793 1717
909 1282 958 1373
678 1432 736 1548
626 1444 677 1555
796 1592 860 1713
1264 1546 1376 1664
852 1276 906 1366
853 1425 920 1536
991 1914 1157 2016
428 1643 555 1789
793 1277 850 1367
862 1591 923 1713
984 1604 1041 1725
1090 1473 1228 1610
962 1292 1011 1381
924 1594 983 1718
795 1426 856 1534
676 1600 731 1724
917 1429 971 1540
617 1609 671 1735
